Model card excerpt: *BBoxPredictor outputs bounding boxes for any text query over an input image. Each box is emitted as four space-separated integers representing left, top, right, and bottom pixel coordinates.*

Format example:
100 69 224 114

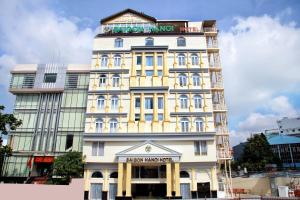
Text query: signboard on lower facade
34 156 54 163
126 157 173 163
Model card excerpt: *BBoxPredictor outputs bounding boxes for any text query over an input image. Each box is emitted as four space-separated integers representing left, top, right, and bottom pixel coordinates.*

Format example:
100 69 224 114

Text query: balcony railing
215 126 229 135
213 103 227 111
204 27 217 32
209 62 221 68
211 81 223 89
217 147 232 159
207 41 218 48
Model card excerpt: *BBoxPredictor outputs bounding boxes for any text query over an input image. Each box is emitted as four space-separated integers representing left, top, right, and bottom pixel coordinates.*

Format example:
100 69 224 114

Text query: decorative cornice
83 133 216 141
169 68 208 73
86 113 128 117
88 90 130 94
90 69 129 74
170 112 213 116
130 86 169 92
169 89 211 94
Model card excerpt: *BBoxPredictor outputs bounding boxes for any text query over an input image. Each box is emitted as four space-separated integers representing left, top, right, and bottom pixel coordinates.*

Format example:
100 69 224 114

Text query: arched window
177 37 186 47
99 74 107 86
194 95 202 108
101 55 108 67
178 54 186 66
195 118 204 132
112 74 120 87
145 37 154 46
110 118 118 133
97 96 105 109
91 171 103 178
114 54 121 67
191 53 199 65
110 172 118 178
95 118 103 133
178 73 187 86
115 38 123 48
180 171 190 178
181 118 189 132
111 96 119 110
192 74 200 86
180 95 188 109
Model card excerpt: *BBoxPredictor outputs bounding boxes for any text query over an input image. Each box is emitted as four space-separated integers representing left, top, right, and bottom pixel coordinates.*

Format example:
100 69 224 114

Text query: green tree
239 133 279 172
52 151 84 184
0 105 22 176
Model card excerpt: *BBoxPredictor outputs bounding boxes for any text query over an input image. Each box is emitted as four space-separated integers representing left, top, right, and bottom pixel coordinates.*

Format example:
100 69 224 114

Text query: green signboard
104 25 175 33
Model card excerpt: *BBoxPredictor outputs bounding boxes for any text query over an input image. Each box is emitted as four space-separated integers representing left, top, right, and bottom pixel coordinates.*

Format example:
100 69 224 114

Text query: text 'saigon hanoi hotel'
83 9 232 200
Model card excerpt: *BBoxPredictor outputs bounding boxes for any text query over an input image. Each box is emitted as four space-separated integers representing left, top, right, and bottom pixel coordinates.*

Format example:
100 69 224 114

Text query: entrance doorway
197 182 211 198
132 184 166 199
35 163 52 176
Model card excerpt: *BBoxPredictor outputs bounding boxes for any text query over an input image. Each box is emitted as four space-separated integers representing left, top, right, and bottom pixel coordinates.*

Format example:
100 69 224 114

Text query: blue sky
0 0 300 145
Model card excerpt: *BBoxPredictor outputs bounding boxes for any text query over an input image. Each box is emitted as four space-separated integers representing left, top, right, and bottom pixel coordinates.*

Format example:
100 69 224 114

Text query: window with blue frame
145 70 154 76
97 96 105 109
181 118 189 132
177 37 186 47
145 114 153 121
157 56 163 66
135 97 141 108
114 38 123 48
194 95 202 108
180 95 189 109
136 55 142 65
158 97 164 109
178 73 187 86
195 118 204 132
111 96 119 109
101 55 108 67
157 70 163 76
192 74 200 86
146 56 153 66
178 54 186 66
145 97 153 109
44 73 57 83
158 113 164 121
95 118 103 133
145 37 154 46
114 55 121 67
110 119 118 133
191 54 199 65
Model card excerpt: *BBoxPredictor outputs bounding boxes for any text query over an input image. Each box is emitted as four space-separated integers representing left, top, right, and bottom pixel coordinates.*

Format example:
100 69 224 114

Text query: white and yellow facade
83 9 230 200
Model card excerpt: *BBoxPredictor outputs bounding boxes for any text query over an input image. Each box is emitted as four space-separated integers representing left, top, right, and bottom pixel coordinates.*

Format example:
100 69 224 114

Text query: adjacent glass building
2 64 89 182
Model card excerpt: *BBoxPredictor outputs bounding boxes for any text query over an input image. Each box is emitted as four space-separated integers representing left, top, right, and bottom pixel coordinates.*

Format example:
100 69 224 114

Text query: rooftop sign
103 25 175 33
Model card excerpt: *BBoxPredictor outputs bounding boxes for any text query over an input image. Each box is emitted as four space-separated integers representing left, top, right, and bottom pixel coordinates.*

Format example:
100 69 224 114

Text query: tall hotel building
83 9 232 200
3 64 89 181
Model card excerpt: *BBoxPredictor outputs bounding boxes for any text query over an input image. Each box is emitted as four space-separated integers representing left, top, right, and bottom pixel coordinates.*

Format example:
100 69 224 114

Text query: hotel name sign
103 25 201 34
104 25 175 33
126 157 173 163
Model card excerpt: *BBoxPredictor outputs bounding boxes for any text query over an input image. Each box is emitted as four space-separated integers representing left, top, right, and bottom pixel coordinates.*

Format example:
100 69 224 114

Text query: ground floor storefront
83 140 221 199
84 162 218 200
1 154 55 183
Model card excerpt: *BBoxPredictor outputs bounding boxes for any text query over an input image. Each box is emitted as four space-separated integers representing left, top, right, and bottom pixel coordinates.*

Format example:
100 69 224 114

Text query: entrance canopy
116 140 181 163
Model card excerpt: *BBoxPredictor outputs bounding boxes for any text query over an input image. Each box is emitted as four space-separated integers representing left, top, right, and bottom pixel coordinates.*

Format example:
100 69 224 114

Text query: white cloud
219 15 300 117
219 14 300 146
0 54 16 85
230 96 299 146
268 96 298 117
0 0 96 87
